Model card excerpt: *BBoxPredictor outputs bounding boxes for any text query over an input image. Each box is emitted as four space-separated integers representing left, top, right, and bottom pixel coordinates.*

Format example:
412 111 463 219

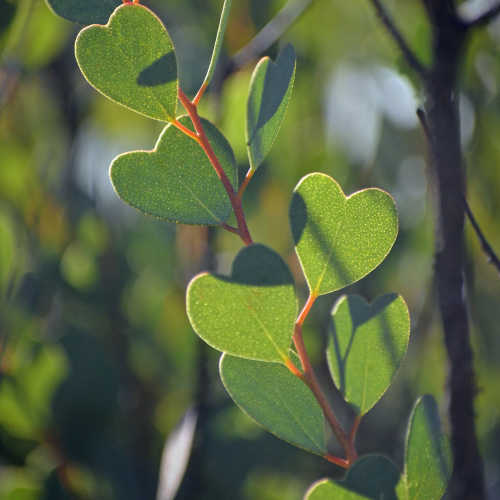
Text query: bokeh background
1 0 500 498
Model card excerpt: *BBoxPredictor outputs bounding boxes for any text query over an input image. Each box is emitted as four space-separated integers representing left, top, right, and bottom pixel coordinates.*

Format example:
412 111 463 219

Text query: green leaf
246 43 296 171
326 294 410 415
289 173 398 296
405 395 453 500
220 352 327 456
305 455 405 500
110 115 237 226
75 4 177 122
46 0 120 25
187 244 297 363
202 0 232 89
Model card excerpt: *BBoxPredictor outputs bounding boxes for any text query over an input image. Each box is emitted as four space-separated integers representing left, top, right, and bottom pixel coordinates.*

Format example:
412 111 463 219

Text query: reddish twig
288 294 358 466
325 454 349 469
237 168 255 199
177 89 253 245
348 415 362 443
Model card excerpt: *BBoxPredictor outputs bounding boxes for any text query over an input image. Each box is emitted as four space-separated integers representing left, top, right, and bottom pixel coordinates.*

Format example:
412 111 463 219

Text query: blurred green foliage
1 0 500 498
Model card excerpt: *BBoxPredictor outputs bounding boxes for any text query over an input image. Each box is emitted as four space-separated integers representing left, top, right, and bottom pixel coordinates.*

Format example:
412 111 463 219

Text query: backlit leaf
405 395 453 500
110 116 237 226
289 173 398 296
220 352 327 456
326 294 410 415
75 4 177 121
187 244 297 363
246 43 296 170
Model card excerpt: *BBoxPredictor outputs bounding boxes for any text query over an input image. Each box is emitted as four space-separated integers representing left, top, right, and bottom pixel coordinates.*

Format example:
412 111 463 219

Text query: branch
464 198 500 275
290 295 358 466
367 0 428 80
229 0 314 71
178 89 253 246
464 2 500 27
418 107 500 276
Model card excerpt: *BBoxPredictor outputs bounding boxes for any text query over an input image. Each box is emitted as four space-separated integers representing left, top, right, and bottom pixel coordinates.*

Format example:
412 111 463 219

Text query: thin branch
464 198 500 275
221 222 238 235
291 295 358 466
348 415 362 443
172 119 200 142
418 107 500 276
237 168 255 198
324 454 349 469
464 2 500 27
229 0 314 71
367 0 428 80
178 89 253 246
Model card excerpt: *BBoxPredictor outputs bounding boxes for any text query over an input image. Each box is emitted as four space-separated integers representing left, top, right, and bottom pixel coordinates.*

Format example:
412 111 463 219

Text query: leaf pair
73 5 240 226
186 173 406 455
306 395 453 500
205 292 409 457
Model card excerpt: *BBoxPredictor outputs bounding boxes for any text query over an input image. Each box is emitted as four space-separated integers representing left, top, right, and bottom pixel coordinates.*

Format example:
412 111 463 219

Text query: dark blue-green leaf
45 0 120 25
305 455 406 500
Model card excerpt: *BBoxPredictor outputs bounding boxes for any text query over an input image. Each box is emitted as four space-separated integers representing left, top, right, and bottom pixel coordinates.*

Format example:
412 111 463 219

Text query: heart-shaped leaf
290 173 398 296
187 244 298 363
326 294 410 415
405 395 453 500
75 4 177 122
220 352 327 456
110 115 237 226
246 43 296 171
305 455 405 500
46 0 121 25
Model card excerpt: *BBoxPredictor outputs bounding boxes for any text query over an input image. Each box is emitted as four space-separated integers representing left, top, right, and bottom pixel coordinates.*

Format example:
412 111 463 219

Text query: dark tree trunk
423 2 485 498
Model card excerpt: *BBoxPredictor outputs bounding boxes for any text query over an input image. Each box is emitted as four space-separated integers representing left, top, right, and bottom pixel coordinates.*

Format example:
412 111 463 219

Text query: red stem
290 294 358 466
325 454 349 469
178 89 253 245
348 415 362 443
237 168 255 198
193 82 207 106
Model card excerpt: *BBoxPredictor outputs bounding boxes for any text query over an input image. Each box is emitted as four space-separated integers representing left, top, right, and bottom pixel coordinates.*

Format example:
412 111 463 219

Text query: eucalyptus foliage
41 0 454 498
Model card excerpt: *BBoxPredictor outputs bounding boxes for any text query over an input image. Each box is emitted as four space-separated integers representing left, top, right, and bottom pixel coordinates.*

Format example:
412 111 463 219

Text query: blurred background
1 0 500 498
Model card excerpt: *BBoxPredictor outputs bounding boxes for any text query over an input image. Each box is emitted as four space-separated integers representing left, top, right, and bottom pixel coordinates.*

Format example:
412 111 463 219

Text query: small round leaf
187 244 298 363
75 4 177 122
289 173 398 296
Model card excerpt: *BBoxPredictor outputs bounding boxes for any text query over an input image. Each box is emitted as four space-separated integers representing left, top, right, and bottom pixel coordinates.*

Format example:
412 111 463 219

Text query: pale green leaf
246 43 296 170
187 244 297 363
405 395 453 500
46 0 120 25
327 294 410 415
220 352 327 456
305 455 405 500
290 173 398 296
75 4 177 122
110 116 237 226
